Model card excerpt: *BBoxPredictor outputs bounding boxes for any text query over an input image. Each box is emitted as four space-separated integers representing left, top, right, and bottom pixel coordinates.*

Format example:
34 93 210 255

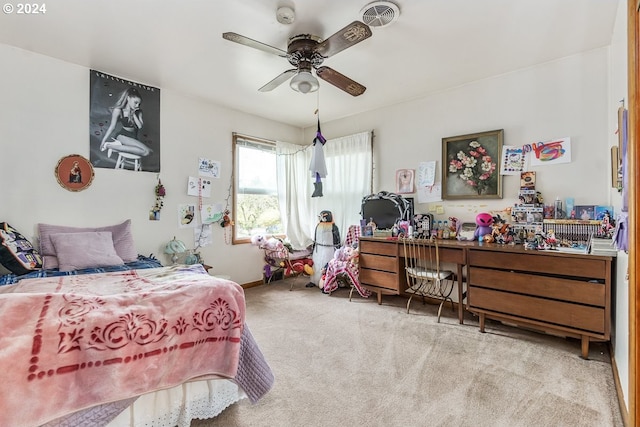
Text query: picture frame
54 154 95 192
395 169 415 194
442 129 503 199
575 205 596 221
611 146 620 188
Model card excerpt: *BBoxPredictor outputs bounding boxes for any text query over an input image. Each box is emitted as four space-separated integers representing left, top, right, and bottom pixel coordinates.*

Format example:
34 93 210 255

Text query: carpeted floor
193 277 624 427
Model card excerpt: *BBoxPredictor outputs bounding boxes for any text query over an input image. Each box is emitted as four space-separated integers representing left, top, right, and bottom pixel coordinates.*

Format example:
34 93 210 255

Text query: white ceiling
0 0 620 128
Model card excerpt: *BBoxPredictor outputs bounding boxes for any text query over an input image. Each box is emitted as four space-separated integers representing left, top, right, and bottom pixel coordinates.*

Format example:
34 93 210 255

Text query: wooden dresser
359 237 404 304
466 244 613 358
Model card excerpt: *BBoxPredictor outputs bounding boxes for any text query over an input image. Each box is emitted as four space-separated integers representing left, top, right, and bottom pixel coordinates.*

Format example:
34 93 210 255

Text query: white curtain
276 131 372 250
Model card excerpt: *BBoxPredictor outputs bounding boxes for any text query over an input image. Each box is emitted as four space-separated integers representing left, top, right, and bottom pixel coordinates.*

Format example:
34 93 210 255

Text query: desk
358 237 613 358
359 237 471 324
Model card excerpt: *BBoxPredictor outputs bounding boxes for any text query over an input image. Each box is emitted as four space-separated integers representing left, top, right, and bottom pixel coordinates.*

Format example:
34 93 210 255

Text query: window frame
231 133 281 245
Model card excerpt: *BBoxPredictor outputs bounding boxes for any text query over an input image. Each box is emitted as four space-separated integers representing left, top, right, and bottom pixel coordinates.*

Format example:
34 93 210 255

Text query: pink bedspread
0 265 246 427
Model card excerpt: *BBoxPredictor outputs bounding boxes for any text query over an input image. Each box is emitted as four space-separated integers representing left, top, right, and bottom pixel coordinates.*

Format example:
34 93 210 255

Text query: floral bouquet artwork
442 129 503 199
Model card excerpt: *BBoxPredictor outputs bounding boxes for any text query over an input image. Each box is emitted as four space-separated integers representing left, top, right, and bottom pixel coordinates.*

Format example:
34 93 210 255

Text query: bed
0 221 274 426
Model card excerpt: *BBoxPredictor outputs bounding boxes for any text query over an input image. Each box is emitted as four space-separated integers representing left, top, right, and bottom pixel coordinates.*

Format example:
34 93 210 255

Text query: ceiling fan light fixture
290 70 319 94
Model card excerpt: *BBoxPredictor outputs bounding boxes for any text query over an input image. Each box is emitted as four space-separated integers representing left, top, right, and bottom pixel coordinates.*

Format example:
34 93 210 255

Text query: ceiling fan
222 21 372 96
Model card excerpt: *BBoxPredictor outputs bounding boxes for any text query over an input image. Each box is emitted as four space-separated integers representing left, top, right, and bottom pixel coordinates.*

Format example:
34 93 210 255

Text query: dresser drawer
469 266 605 307
468 250 608 279
359 268 399 291
468 286 605 335
360 253 398 273
360 239 397 256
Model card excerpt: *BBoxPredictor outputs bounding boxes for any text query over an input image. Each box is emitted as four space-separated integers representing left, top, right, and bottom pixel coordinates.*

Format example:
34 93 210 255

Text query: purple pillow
50 231 124 272
38 219 136 269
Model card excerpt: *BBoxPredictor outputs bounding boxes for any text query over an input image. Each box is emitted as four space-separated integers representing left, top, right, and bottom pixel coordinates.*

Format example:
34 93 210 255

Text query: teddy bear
473 212 495 241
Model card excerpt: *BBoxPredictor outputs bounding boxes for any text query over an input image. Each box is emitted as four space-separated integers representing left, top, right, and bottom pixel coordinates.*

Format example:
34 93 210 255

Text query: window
232 134 283 244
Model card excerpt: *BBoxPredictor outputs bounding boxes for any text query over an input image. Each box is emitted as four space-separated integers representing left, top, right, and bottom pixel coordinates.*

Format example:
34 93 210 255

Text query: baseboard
609 342 630 427
242 280 263 289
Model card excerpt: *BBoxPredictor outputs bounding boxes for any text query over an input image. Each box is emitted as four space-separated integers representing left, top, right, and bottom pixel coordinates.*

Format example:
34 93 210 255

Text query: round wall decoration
55 154 95 192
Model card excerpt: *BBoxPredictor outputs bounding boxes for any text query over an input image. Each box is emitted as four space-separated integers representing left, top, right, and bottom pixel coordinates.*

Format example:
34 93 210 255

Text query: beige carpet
194 277 624 427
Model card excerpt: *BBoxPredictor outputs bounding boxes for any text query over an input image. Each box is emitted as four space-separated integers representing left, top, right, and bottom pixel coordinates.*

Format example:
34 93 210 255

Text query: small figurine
474 212 494 241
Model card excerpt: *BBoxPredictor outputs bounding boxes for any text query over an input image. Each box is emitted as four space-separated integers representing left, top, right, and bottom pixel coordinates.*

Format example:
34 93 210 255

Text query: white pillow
50 231 124 272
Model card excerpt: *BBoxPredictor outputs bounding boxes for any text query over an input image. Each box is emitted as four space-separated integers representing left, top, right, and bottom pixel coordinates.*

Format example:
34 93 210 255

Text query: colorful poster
529 137 572 167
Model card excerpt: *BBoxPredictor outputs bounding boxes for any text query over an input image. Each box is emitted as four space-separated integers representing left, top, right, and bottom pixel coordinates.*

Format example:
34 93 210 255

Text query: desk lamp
164 236 187 265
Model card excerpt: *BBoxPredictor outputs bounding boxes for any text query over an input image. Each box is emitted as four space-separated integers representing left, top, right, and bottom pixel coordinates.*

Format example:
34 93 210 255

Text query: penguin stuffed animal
308 210 340 288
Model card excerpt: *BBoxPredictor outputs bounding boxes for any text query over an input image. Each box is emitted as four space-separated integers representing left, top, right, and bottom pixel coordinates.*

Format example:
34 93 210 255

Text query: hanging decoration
220 175 235 244
309 116 327 197
150 177 165 220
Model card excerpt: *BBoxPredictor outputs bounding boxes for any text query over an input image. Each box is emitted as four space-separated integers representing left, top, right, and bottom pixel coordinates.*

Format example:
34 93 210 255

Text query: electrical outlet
436 205 444 214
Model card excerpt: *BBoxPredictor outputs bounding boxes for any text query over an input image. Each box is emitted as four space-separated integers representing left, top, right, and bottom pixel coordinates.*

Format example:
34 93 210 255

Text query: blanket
0 265 246 427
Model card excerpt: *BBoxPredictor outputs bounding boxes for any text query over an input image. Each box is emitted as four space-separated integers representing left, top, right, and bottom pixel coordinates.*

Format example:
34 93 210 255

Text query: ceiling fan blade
222 32 287 57
315 66 366 96
259 69 298 92
315 21 372 58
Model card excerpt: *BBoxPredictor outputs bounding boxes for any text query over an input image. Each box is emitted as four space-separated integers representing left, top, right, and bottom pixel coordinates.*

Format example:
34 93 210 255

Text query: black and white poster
90 70 161 172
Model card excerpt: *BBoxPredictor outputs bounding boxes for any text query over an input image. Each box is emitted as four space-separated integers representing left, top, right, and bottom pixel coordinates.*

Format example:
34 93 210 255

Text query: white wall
307 48 610 220
0 43 302 285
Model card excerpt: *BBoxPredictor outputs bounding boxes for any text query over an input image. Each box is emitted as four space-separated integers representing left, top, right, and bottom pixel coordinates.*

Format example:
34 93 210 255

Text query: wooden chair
401 236 454 322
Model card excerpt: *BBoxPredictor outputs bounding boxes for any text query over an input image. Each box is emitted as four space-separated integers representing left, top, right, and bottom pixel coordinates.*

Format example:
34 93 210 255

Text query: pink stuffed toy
474 212 494 240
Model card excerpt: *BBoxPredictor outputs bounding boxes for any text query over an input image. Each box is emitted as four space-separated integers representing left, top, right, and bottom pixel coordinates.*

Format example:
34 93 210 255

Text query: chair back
400 236 455 320
344 225 360 248
401 236 441 276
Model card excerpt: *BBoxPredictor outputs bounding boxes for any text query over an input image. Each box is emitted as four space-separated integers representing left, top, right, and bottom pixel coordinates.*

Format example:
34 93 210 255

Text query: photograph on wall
89 70 161 172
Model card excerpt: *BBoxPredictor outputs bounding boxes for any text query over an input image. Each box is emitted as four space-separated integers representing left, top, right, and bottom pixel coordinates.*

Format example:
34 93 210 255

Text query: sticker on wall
198 158 221 178
55 154 95 192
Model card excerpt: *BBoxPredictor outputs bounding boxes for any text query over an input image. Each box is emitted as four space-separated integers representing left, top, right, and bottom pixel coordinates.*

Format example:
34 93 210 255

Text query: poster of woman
89 70 161 172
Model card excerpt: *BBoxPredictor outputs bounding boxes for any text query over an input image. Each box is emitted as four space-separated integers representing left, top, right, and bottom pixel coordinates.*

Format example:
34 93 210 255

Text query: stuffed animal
474 212 494 240
309 210 340 288
250 234 285 253
284 257 314 276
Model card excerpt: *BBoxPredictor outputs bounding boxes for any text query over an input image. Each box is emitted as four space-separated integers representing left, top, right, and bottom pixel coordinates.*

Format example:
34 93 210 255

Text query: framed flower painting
442 129 503 199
